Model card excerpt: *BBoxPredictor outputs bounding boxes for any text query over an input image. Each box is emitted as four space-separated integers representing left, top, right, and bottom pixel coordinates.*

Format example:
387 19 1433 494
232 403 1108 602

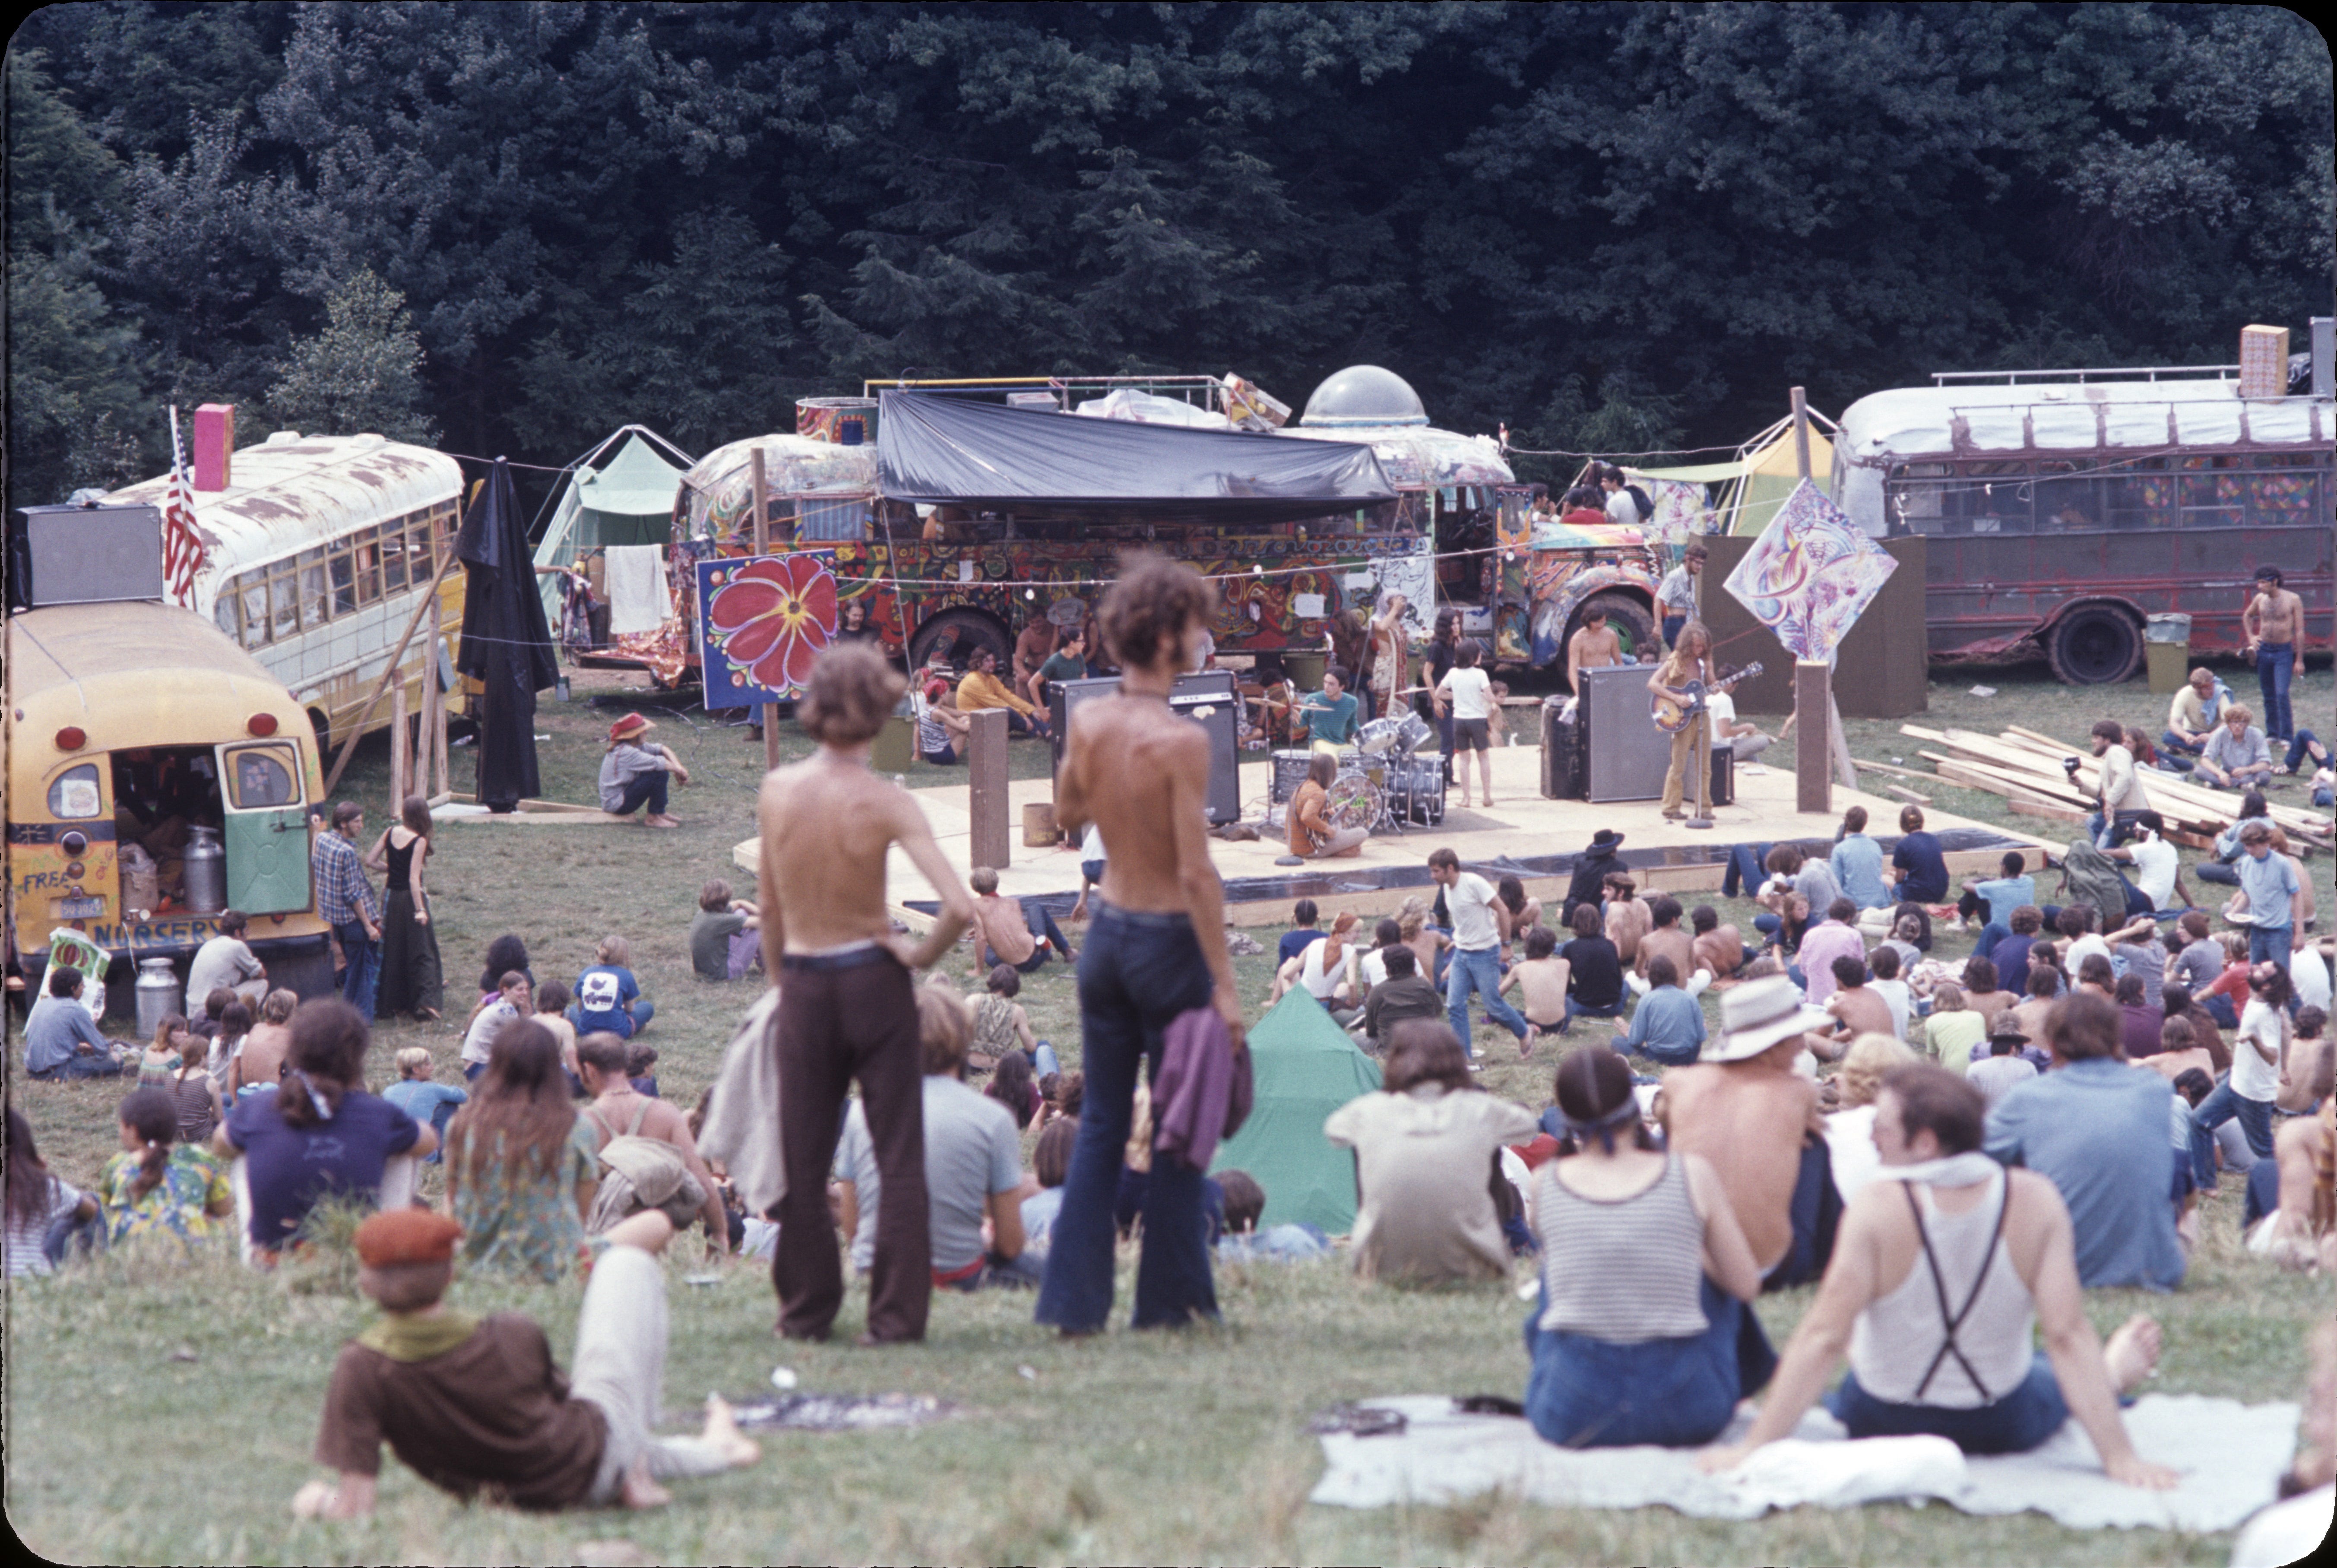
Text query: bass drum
1322 774 1385 833
1385 758 1447 826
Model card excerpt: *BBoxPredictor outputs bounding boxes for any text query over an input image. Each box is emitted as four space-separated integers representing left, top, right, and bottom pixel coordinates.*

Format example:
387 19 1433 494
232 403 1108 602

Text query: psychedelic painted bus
589 369 1660 690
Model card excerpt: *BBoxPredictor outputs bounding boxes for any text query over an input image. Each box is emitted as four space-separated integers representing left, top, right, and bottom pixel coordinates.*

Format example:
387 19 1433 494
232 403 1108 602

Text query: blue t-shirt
381 1080 468 1163
1830 834 1890 910
1972 875 2035 928
1618 985 1708 1065
1985 1059 2186 1291
1890 831 1950 903
1307 691 1359 746
225 1089 421 1251
1278 929 1322 966
2235 848 2300 933
574 965 643 1036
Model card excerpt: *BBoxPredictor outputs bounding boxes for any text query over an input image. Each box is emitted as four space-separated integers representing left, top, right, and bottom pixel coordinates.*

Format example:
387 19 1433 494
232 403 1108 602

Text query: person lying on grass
294 1207 758 1520
1700 1064 2178 1487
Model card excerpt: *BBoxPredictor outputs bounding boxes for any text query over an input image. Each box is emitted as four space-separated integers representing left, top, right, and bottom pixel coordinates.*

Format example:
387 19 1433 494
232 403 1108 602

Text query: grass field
5 656 2330 1565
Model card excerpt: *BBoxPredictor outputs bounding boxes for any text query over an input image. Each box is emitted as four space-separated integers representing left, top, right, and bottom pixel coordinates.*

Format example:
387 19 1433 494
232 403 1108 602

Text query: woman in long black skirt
367 794 444 1021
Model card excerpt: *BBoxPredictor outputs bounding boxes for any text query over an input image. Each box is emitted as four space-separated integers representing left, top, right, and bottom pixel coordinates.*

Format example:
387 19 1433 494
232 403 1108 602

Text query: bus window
269 566 299 640
46 763 103 820
409 513 437 577
353 525 384 605
2033 464 2103 532
225 744 301 809
299 548 329 630
215 592 241 640
329 542 356 615
240 577 269 648
382 513 412 592
799 497 869 542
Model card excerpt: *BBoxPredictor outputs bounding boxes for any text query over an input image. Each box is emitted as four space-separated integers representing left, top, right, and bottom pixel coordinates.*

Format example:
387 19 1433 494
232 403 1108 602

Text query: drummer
1288 753 1368 859
1298 666 1362 755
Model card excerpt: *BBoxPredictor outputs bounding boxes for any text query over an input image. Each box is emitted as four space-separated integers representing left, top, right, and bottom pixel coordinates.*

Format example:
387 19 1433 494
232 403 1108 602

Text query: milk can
135 957 185 1039
183 825 228 913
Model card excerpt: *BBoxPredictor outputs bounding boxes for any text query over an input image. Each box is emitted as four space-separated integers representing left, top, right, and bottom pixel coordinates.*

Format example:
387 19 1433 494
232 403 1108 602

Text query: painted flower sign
696 552 838 706
1721 479 1895 662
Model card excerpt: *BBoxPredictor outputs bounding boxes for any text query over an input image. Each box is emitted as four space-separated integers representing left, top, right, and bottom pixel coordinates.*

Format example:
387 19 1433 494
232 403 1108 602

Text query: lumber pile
1889 724 2333 853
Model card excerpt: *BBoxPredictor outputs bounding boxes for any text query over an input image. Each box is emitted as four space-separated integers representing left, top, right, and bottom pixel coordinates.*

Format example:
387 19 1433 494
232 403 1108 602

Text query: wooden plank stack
1886 723 2332 853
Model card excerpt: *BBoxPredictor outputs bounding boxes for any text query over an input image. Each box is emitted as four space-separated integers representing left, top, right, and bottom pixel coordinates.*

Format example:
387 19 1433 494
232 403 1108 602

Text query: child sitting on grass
573 935 653 1038
97 1087 233 1249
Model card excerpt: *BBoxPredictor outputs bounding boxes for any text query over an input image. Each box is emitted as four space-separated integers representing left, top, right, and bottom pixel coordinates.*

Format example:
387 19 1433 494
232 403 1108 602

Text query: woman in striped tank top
1523 1047 1773 1449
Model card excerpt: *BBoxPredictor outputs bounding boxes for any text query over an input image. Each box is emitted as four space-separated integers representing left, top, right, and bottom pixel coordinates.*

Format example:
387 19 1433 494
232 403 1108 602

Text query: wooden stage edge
733 746 2055 931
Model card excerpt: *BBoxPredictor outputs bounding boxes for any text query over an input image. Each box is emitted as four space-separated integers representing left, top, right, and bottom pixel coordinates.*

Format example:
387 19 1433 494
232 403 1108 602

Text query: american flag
161 404 204 605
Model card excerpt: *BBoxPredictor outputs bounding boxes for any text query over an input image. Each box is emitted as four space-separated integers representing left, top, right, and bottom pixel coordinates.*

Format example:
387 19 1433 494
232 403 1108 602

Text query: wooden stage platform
732 742 2052 931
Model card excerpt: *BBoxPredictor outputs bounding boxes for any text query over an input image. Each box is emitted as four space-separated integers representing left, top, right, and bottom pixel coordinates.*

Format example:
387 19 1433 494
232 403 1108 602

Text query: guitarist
1648 621 1716 822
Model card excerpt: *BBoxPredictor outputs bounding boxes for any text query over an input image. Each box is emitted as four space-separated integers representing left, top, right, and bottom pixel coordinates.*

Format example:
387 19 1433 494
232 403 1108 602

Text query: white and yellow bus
104 432 467 751
6 601 338 1000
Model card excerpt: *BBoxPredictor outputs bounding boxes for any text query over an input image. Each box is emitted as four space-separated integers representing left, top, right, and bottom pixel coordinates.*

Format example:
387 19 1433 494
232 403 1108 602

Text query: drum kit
1324 712 1446 833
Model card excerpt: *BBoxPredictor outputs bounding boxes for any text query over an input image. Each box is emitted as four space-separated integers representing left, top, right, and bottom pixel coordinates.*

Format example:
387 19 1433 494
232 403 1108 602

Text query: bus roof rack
1929 364 2240 386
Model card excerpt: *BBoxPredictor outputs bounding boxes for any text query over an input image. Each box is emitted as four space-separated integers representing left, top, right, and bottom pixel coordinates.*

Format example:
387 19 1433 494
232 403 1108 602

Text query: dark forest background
7 1 2331 516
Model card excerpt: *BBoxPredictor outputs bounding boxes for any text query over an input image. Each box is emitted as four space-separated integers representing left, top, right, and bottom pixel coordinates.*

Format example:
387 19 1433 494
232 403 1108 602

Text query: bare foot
645 813 681 829
2102 1314 2163 1396
701 1394 762 1468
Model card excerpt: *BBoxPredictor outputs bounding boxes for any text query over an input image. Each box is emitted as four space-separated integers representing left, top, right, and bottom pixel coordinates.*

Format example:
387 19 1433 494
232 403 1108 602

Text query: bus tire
269 941 339 1003
1564 592 1657 687
910 608 1010 676
2047 605 2143 686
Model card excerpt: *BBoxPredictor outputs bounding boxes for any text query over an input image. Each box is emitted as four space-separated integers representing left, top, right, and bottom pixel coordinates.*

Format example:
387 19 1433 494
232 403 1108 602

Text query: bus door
215 740 310 914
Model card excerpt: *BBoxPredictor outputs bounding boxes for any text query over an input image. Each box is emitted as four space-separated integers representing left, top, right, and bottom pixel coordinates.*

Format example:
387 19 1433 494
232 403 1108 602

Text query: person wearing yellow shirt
956 648 1050 738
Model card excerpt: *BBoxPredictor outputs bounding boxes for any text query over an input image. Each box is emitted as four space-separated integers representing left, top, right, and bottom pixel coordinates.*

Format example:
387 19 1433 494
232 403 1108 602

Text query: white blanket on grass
1310 1394 2298 1531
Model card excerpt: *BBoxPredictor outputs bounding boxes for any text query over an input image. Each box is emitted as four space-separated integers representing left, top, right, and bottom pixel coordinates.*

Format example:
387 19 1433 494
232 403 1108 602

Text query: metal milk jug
135 956 185 1039
183 825 228 914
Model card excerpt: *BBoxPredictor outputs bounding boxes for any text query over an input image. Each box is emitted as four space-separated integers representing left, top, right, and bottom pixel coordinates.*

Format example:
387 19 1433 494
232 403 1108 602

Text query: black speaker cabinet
1710 742 1735 807
1581 665 1674 802
1540 703 1583 799
1051 672 1239 825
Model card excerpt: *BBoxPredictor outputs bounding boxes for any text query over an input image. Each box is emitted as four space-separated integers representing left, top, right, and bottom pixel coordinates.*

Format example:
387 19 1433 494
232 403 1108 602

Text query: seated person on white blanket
1702 1064 2177 1486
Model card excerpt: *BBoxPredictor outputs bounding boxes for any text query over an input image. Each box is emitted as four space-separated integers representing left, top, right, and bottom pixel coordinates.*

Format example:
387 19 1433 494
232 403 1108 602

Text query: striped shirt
1535 1154 1708 1340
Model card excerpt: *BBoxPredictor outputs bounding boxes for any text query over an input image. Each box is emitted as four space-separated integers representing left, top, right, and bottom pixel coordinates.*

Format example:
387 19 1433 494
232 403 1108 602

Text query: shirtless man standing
1035 553 1246 1336
2243 564 2307 745
758 644 975 1345
1661 976 1833 1289
1566 605 1622 696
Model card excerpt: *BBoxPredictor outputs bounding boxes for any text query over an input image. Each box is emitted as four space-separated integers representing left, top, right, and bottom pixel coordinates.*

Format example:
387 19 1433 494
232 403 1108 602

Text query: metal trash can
2144 613 2191 694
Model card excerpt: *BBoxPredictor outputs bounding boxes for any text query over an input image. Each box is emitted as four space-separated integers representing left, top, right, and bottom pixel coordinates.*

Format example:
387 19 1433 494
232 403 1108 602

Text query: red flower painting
705 555 837 694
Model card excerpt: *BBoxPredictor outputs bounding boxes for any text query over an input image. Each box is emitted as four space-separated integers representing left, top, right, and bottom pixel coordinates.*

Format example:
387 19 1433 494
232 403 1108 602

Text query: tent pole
753 447 779 774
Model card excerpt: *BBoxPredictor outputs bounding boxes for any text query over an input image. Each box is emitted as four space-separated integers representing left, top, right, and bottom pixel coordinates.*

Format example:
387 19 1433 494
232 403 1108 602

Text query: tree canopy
6 1 2329 513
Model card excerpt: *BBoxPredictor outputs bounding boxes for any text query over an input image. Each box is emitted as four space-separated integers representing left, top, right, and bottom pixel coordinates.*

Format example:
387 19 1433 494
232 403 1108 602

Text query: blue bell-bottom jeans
1036 904 1219 1334
1524 1275 1770 1449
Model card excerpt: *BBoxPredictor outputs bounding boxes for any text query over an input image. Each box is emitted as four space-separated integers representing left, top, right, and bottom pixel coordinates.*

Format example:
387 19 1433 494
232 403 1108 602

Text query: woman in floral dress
441 1018 599 1281
96 1088 233 1248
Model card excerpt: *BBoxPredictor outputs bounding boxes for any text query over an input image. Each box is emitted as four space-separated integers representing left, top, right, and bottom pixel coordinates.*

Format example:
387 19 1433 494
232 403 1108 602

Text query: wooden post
427 594 450 801
968 708 1011 871
752 446 781 774
1788 386 1836 814
389 676 411 809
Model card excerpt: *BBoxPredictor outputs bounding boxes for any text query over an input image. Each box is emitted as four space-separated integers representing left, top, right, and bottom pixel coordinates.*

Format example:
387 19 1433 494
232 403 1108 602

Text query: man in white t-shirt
1655 544 1707 647
187 911 269 1011
1434 639 1499 809
1706 679 1773 763
2105 811 2187 913
1428 846 1528 1059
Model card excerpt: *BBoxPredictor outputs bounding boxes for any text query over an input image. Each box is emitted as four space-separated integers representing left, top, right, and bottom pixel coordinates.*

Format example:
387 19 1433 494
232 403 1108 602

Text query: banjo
1651 661 1764 734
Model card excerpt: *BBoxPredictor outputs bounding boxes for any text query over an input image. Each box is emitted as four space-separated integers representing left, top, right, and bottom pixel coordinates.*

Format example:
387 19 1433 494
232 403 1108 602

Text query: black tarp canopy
876 390 1396 523
454 458 559 812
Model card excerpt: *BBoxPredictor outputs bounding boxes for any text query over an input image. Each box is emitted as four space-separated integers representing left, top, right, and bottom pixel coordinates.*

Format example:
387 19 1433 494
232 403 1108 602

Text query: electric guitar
1651 662 1764 734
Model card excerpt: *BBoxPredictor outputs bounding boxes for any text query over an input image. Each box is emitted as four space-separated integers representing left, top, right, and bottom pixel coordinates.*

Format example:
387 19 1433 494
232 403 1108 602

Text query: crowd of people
6 547 2330 1537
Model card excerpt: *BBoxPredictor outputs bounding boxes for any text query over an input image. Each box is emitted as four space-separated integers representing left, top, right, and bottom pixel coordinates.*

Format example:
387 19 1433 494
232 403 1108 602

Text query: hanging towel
604 545 673 635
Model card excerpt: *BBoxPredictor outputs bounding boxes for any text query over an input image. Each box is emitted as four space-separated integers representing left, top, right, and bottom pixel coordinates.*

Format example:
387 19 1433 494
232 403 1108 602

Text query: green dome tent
1210 990 1383 1235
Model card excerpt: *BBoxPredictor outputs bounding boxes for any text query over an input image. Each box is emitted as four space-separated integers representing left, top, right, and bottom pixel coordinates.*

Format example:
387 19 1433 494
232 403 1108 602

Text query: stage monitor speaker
1710 743 1735 807
1052 672 1240 825
1540 702 1583 799
1581 665 1674 802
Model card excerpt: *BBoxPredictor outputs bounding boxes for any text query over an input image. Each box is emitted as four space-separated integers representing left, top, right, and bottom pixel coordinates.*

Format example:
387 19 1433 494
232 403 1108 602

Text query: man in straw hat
598 712 690 828
1701 1063 2175 1487
292 1207 759 1520
1965 1014 2040 1109
1659 975 1837 1290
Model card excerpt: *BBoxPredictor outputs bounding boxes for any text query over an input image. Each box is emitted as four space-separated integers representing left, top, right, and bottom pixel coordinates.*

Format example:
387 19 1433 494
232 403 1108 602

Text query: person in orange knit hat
291 1207 756 1519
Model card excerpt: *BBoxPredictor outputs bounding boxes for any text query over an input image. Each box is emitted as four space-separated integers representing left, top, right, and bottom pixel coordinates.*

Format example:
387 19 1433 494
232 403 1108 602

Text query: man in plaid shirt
313 801 382 1019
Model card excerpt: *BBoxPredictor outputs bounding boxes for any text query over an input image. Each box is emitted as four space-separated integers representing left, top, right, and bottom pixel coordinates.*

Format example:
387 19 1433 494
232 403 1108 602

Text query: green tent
1210 990 1383 1234
532 426 694 625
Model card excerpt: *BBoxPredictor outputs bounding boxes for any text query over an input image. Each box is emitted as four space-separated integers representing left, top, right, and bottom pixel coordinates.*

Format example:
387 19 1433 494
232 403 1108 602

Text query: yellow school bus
5 601 336 1000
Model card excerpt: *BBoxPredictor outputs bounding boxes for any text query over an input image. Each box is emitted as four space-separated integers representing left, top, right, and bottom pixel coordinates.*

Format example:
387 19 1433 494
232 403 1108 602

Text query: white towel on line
1309 1393 2299 1532
604 545 673 636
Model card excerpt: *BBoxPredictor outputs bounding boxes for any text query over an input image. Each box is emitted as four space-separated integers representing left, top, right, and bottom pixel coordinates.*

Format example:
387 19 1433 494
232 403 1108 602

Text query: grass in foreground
5 659 2330 1564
